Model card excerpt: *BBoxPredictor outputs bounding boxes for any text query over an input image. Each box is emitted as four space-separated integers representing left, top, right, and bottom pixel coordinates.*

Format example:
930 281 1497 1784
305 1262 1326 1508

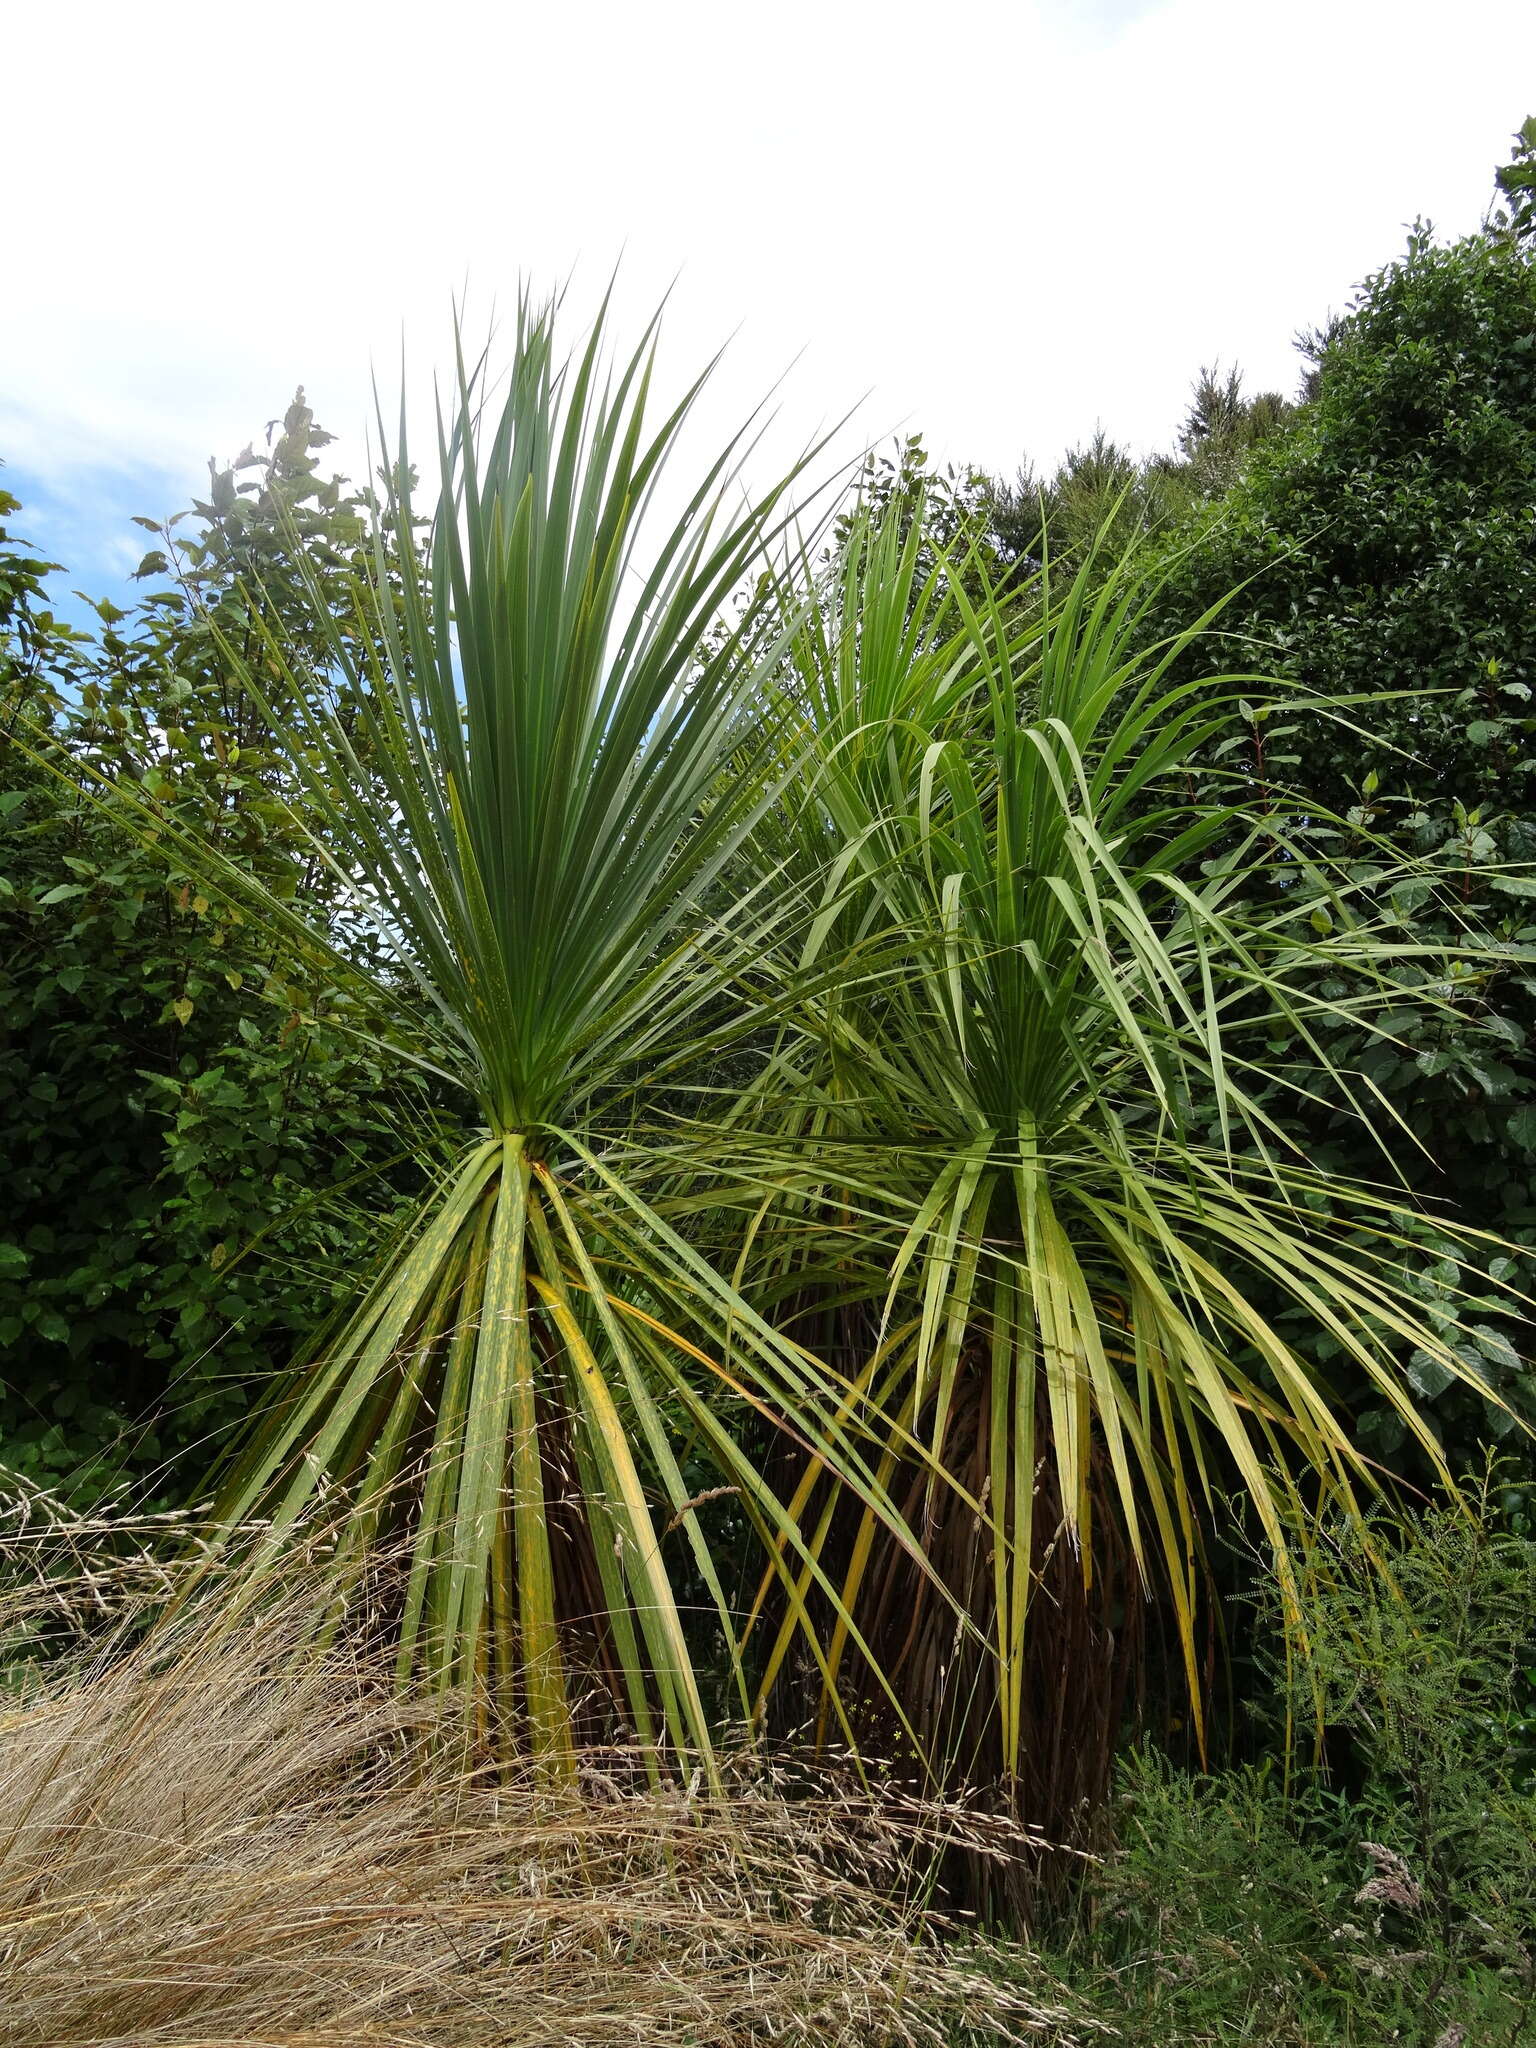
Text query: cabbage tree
142 299 918 1776
737 511 1507 1817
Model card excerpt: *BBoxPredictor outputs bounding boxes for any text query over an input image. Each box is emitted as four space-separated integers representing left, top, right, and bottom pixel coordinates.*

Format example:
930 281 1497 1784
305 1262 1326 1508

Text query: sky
5 0 1535 615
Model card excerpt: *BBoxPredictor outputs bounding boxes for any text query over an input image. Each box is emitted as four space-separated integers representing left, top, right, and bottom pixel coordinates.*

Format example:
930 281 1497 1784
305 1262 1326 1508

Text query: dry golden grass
0 1482 1086 2047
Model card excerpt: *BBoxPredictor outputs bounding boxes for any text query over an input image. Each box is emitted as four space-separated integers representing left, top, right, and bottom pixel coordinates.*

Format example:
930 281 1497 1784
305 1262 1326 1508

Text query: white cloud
6 0 1534 525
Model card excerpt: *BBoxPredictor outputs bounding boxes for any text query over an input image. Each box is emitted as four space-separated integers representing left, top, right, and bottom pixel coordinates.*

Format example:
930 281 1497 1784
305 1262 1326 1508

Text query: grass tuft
0 1484 1085 2046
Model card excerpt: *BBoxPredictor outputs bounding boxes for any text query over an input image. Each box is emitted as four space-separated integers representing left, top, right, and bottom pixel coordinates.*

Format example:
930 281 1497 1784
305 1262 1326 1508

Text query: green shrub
0 419 441 1501
1043 1484 1536 2045
1141 182 1536 1481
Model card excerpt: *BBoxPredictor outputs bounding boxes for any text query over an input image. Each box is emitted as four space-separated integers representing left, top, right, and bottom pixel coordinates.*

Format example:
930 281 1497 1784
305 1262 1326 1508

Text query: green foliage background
0 411 439 1498
1142 210 1536 1477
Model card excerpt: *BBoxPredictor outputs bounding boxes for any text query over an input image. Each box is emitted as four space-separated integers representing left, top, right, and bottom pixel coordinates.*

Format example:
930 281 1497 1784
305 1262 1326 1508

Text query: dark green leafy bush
1142 192 1536 1478
0 419 442 1500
